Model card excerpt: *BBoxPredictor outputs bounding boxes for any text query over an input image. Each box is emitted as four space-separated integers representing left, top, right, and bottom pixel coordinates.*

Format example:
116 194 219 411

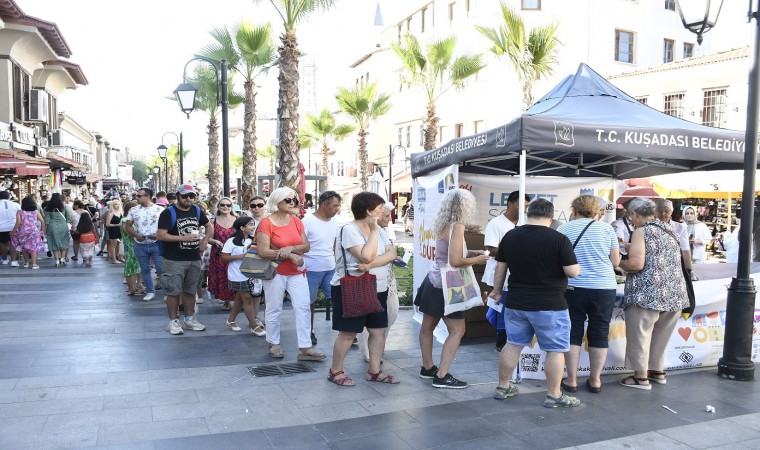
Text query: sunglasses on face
219 203 232 208
179 193 196 199
250 203 265 209
283 198 299 206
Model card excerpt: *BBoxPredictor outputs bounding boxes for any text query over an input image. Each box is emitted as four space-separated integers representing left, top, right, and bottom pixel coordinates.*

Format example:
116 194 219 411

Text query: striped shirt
557 219 618 289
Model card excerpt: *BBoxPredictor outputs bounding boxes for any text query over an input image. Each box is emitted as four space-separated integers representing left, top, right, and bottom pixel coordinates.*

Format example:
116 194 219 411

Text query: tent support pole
719 1 759 382
518 150 527 225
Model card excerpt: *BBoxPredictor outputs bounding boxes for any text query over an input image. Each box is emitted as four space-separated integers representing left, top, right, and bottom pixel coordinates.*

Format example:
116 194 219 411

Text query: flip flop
586 378 602 394
619 375 651 390
269 345 284 359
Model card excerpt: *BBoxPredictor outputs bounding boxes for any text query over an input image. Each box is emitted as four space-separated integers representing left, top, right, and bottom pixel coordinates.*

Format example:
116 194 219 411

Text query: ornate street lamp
173 57 230 197
677 0 757 381
156 144 168 195
153 165 161 193
675 0 724 45
158 132 183 186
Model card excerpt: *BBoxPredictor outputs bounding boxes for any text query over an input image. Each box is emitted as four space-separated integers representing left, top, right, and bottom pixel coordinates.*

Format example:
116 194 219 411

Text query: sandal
297 349 326 361
586 379 602 394
269 344 284 359
327 369 355 387
647 370 667 385
226 321 241 332
560 380 578 393
493 385 519 400
543 393 581 408
618 375 652 390
366 370 399 384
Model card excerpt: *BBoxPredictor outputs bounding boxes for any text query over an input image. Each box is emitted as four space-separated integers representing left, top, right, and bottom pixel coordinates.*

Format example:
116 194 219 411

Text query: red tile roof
0 0 72 58
44 60 88 85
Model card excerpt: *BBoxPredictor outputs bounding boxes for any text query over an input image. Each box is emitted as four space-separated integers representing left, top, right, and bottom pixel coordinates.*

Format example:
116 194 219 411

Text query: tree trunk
522 79 533 111
321 143 330 189
207 115 221 209
424 103 438 151
358 127 369 191
241 79 257 206
277 30 302 195
270 156 275 176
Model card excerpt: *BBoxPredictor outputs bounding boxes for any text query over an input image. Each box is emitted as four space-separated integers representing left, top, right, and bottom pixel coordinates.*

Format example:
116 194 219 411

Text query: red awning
0 157 26 169
16 165 49 176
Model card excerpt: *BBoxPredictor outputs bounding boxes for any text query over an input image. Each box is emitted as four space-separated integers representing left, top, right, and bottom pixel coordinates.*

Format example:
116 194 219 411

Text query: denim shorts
505 308 571 352
306 269 335 304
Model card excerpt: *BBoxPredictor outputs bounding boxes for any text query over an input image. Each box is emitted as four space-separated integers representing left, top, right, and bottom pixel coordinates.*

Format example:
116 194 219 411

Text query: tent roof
411 63 749 179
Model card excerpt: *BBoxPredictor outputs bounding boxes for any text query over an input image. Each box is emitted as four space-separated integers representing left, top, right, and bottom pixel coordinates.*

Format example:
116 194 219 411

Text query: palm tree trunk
277 30 302 195
242 79 257 206
321 143 330 189
522 79 534 111
424 103 438 151
358 127 369 191
207 116 221 208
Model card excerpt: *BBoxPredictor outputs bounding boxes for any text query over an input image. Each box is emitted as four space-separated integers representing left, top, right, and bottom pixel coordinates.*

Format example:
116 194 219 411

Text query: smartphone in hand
392 259 408 268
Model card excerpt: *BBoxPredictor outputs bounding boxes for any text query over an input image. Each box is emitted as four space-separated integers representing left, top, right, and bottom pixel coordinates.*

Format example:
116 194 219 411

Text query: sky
18 0 754 176
19 0 412 173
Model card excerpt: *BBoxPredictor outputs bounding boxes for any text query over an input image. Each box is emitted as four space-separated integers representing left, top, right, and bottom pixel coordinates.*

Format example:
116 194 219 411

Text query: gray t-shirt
331 222 374 286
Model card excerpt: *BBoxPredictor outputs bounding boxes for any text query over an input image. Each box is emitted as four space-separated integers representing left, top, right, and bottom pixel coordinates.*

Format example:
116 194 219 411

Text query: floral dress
207 218 236 301
120 218 140 277
12 210 45 254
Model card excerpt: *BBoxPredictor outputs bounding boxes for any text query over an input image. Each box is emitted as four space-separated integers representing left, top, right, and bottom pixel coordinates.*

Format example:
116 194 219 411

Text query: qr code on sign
521 354 540 372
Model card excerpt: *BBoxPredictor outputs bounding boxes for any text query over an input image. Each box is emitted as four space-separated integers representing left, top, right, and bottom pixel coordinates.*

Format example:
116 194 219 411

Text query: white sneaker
196 295 203 304
0 259 7 265
181 317 206 331
167 319 184 335
142 292 155 302
10 261 19 267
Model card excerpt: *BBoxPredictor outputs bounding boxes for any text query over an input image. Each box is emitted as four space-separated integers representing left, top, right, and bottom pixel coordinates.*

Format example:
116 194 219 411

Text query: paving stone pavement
0 254 758 449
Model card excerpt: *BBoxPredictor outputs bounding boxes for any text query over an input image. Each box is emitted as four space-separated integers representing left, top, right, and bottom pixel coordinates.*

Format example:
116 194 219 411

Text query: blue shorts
306 269 335 304
505 308 570 352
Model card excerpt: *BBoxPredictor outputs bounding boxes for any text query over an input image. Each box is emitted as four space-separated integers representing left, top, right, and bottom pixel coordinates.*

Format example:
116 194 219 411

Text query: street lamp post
157 132 183 186
173 57 230 197
677 0 755 381
156 145 168 194
388 144 407 203
153 165 161 193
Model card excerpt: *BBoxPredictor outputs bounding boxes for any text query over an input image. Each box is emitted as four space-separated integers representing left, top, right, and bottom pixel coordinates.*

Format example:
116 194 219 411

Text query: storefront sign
66 175 86 185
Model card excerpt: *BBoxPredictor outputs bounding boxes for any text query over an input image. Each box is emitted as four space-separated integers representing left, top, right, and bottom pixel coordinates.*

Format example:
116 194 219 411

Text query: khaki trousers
624 305 680 372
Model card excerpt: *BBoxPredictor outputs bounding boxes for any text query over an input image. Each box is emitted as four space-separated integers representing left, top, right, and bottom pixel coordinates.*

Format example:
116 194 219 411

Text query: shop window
522 0 540 10
683 43 694 59
337 161 345 176
421 8 426 33
635 97 648 105
448 2 455 24
702 88 727 128
419 125 424 146
12 63 29 123
474 120 484 132
663 39 674 63
615 30 635 63
438 125 447 145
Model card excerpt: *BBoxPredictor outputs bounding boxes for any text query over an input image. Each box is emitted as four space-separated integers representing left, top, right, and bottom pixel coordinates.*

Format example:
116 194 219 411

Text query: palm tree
258 144 276 175
475 1 560 110
258 0 336 194
200 21 276 206
188 65 244 207
392 34 485 151
301 108 355 189
336 83 392 190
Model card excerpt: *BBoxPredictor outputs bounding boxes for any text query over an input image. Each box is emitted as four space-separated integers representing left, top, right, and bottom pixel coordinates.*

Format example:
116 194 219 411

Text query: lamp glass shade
157 144 168 159
174 83 198 114
675 0 724 44
153 166 160 174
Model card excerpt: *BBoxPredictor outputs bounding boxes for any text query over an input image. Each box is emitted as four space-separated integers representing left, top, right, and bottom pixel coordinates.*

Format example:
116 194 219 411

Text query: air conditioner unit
50 129 63 146
28 89 49 123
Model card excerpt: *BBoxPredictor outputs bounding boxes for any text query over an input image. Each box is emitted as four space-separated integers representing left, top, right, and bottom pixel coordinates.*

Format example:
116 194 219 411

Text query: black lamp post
158 132 183 186
156 145 168 194
153 165 161 193
388 144 407 203
173 57 230 197
678 0 756 381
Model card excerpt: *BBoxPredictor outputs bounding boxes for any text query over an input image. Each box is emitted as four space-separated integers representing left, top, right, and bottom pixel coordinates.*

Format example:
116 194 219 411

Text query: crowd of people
0 182 698 408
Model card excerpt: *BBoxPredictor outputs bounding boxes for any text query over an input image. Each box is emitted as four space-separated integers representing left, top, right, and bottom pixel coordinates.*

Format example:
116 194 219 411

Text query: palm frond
236 22 277 77
450 54 486 84
474 24 507 56
527 23 561 79
332 124 355 140
336 82 392 129
206 26 239 69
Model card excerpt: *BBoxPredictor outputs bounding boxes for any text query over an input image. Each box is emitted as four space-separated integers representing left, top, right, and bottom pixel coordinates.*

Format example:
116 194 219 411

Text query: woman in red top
257 187 326 361
207 197 237 310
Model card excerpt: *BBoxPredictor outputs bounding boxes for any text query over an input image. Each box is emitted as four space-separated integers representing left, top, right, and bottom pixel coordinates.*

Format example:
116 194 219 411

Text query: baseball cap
176 184 194 195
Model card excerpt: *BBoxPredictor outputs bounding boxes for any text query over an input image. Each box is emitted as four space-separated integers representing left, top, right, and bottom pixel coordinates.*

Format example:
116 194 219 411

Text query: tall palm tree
301 108 354 189
475 1 560 110
189 65 244 207
392 34 485 151
200 21 276 206
335 82 391 190
259 0 335 194
258 144 276 175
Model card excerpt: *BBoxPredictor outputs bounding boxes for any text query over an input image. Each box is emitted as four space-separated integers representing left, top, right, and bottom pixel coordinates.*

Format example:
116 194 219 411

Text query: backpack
157 204 202 256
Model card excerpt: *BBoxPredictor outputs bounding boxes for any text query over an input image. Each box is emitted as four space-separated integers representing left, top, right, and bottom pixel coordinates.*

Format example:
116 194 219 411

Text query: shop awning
0 157 26 169
0 156 49 176
47 153 86 171
16 164 49 176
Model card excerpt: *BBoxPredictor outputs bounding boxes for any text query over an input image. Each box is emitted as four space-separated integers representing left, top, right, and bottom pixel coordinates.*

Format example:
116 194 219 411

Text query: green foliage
131 160 149 184
261 0 337 31
301 108 355 146
335 82 392 129
201 21 276 83
312 256 414 308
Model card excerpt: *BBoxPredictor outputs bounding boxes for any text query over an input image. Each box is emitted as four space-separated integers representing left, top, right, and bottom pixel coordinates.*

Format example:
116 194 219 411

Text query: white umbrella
368 169 387 200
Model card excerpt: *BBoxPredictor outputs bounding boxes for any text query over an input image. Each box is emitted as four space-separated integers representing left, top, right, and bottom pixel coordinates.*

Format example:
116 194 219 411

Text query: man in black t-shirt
156 184 212 335
488 199 581 408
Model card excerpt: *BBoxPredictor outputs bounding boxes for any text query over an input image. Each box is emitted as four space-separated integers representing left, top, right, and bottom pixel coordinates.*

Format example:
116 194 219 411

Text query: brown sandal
328 369 355 386
647 370 667 385
619 375 651 390
366 370 399 384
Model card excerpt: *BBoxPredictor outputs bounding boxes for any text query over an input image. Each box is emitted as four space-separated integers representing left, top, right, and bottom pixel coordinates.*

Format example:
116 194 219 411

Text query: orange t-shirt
256 216 306 276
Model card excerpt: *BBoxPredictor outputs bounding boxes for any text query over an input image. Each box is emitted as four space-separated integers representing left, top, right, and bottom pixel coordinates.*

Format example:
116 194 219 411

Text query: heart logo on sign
678 327 691 341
